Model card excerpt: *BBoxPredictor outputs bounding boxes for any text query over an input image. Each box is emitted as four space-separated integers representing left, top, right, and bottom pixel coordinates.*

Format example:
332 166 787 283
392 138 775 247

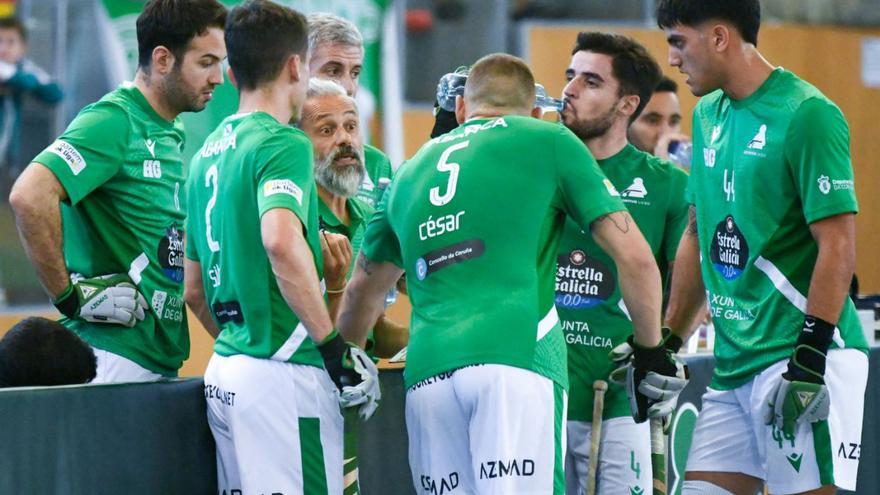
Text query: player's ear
620 94 640 120
455 95 466 124
288 54 304 83
530 106 543 119
711 23 730 53
151 45 175 76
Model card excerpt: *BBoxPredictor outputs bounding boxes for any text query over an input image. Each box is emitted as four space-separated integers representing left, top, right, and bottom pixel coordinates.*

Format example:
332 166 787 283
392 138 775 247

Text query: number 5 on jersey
430 141 469 206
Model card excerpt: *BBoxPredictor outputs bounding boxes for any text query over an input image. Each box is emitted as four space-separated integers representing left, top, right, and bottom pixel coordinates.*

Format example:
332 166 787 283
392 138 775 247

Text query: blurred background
0 0 879 373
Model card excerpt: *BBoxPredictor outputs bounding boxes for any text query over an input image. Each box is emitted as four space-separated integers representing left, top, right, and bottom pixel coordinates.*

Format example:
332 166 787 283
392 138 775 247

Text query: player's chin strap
681 480 736 495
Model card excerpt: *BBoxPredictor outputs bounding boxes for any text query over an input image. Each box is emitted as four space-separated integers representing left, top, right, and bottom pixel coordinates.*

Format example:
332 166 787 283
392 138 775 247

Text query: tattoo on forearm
591 212 632 234
686 206 698 236
356 253 374 276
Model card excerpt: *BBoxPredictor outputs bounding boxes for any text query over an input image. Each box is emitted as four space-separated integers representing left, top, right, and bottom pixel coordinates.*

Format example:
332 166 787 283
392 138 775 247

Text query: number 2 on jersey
430 140 469 206
205 165 220 252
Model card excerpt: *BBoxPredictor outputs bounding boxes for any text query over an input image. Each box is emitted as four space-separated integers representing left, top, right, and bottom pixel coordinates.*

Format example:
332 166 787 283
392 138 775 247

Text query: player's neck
237 86 297 126
585 125 628 161
133 71 178 122
721 46 775 101
317 185 350 227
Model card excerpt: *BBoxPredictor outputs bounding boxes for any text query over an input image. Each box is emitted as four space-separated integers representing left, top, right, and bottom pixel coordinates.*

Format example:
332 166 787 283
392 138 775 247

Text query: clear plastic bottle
667 140 692 169
534 84 564 114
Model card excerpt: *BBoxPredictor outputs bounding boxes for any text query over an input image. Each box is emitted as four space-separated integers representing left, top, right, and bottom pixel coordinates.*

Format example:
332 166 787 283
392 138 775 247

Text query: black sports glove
317 330 362 391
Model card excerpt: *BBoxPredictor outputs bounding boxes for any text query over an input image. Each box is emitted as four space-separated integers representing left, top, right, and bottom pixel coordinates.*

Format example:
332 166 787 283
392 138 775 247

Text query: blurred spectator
627 76 689 161
0 17 63 183
0 316 97 387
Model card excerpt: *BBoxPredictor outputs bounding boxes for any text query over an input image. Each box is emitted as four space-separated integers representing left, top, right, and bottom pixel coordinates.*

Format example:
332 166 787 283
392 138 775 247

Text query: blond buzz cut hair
464 53 536 115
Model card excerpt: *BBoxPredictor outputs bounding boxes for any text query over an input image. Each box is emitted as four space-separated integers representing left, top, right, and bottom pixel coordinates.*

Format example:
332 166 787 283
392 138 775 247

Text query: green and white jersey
361 115 626 389
689 68 867 390
33 82 187 376
185 112 323 367
559 144 688 422
356 144 393 207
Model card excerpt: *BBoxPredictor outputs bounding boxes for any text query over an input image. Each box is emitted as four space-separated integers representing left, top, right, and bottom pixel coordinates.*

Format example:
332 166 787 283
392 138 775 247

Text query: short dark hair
0 317 97 388
136 0 227 70
0 17 26 41
656 76 678 94
225 0 309 91
572 32 662 123
657 0 761 46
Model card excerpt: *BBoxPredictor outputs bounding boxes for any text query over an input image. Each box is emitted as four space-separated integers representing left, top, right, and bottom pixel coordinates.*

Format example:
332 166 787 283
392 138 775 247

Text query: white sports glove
339 346 382 420
53 274 147 327
609 329 684 385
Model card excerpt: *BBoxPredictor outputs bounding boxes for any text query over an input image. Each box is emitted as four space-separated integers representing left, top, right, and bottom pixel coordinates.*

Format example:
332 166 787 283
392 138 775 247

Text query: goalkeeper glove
53 274 147 327
764 315 833 435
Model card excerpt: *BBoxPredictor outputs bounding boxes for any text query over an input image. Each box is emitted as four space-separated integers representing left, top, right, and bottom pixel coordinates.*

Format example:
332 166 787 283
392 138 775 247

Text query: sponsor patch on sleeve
263 179 303 205
46 140 86 175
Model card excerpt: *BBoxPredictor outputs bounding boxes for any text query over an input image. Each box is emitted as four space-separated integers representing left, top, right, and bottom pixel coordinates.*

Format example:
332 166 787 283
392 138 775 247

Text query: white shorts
686 349 867 493
91 348 163 383
405 364 567 495
204 353 343 494
565 417 651 495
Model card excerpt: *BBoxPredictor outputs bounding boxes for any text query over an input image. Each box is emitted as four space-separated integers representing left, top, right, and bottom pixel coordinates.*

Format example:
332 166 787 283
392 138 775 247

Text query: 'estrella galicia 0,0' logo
710 216 748 280
158 226 184 282
555 250 615 309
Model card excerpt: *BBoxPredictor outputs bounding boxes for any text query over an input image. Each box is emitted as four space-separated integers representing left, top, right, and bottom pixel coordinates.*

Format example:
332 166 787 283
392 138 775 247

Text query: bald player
335 53 683 494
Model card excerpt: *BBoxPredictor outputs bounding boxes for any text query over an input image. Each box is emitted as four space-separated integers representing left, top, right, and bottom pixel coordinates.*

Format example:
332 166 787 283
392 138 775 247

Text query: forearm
664 208 706 341
183 259 220 337
269 241 334 344
618 253 663 348
9 166 69 298
805 217 856 325
326 291 343 325
338 254 402 348
372 315 409 358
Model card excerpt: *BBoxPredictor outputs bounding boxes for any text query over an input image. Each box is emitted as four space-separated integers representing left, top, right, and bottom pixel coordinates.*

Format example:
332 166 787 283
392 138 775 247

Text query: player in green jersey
182 3 379 493
307 12 393 208
8 0 227 382
335 53 683 494
299 77 408 495
628 76 691 164
657 1 868 494
558 32 690 495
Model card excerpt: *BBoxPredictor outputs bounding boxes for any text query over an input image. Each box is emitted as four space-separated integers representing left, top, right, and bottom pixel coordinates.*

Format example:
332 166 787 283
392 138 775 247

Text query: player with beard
557 32 689 495
299 76 408 495
9 0 227 382
308 13 393 208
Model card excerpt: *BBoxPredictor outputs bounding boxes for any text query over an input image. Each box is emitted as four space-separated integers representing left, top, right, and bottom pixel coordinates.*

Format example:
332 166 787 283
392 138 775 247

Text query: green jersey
357 144 393 207
559 144 688 422
185 112 323 366
318 195 375 278
34 83 188 376
362 116 626 389
689 68 867 390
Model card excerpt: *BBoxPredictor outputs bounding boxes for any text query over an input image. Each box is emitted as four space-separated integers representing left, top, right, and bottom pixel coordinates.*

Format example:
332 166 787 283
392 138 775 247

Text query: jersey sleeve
663 167 689 262
785 97 858 223
553 127 626 230
32 102 129 205
361 178 403 268
255 130 314 224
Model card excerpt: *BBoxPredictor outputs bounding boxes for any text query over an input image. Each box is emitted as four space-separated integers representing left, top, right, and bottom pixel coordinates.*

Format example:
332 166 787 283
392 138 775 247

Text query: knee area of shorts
681 480 736 495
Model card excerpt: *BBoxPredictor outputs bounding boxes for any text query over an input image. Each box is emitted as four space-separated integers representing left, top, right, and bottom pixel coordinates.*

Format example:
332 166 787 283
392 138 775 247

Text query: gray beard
315 150 366 198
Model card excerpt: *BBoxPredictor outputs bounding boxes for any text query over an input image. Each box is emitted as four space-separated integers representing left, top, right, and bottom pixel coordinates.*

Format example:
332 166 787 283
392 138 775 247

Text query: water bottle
534 84 564 114
435 67 469 112
667 140 692 169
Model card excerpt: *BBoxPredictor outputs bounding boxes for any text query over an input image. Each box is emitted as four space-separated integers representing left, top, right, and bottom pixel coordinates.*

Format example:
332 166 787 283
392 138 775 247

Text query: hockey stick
650 417 667 495
587 380 608 495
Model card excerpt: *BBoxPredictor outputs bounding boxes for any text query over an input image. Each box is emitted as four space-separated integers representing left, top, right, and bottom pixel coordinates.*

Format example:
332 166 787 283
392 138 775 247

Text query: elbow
8 179 33 217
183 281 203 309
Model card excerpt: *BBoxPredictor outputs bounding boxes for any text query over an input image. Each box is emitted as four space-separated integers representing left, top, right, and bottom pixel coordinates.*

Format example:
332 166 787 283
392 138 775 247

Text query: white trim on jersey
127 252 150 285
271 322 308 362
538 306 559 341
754 256 844 347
